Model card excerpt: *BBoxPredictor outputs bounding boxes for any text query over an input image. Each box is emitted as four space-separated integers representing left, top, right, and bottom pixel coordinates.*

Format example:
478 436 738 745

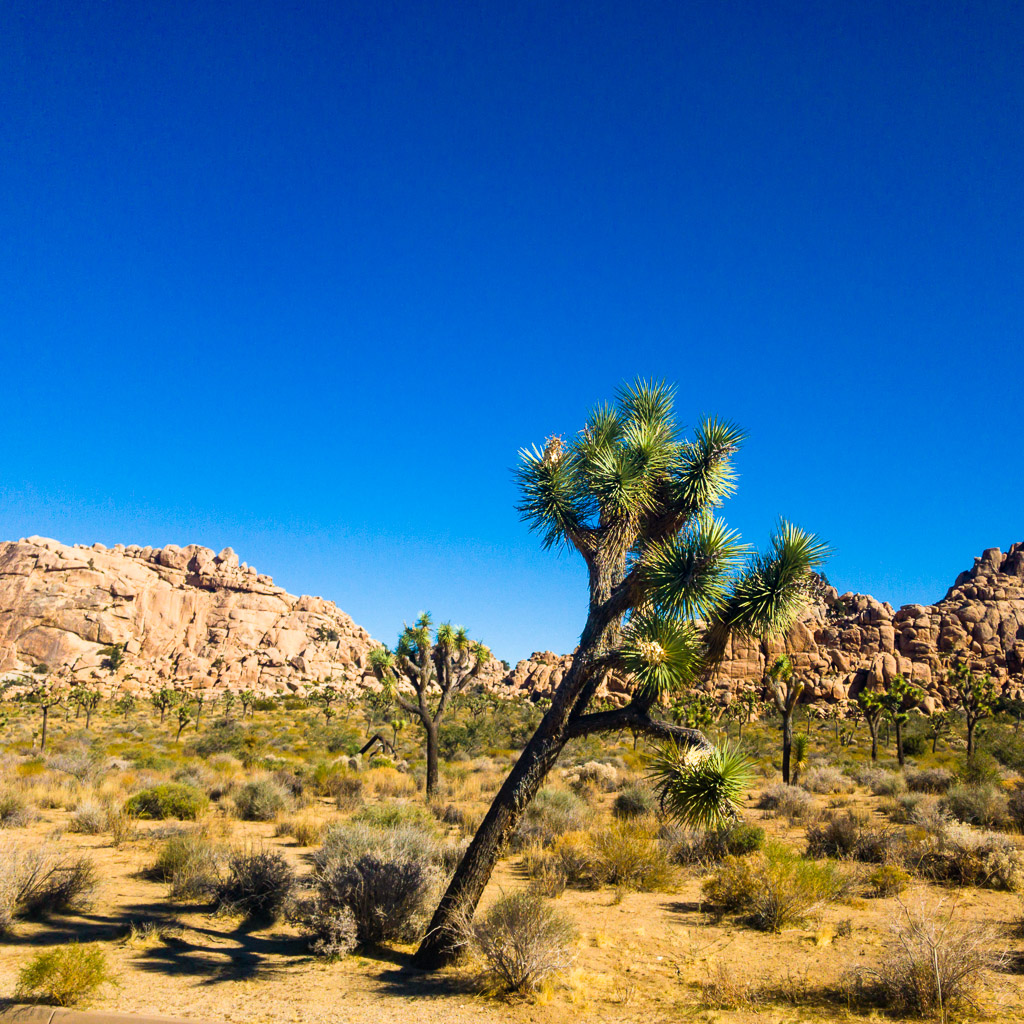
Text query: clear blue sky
1 2 1021 663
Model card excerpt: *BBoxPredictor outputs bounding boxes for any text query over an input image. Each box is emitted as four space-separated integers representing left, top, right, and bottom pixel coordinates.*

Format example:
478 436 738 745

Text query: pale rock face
487 542 1024 711
0 537 381 697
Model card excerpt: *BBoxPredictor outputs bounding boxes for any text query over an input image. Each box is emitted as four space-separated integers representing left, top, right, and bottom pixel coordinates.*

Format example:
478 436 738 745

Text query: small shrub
806 810 869 859
612 784 657 819
215 846 295 920
800 765 854 795
512 788 590 849
941 783 1008 828
868 770 907 797
956 751 1001 786
0 847 98 931
703 843 849 931
757 783 818 821
124 783 208 821
463 889 577 992
151 833 220 901
15 943 115 1007
295 898 359 959
1008 783 1024 832
662 821 765 865
872 901 1005 1015
275 812 327 847
69 800 108 835
591 820 677 891
0 790 34 828
564 760 619 793
867 863 910 897
905 767 954 794
233 778 288 821
901 734 927 757
108 809 136 847
351 801 437 832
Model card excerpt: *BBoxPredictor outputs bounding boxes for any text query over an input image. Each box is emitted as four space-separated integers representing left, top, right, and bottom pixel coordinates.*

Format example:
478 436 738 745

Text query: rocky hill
0 537 382 696
492 543 1024 710
2 536 1023 711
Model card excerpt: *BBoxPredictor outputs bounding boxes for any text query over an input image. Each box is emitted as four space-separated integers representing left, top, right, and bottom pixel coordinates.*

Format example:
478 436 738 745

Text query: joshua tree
191 688 208 729
876 674 925 767
925 709 955 753
948 658 997 756
310 679 342 723
369 615 490 798
79 687 101 729
856 688 884 760
239 689 257 718
221 691 237 723
414 380 826 967
764 654 804 784
174 700 193 742
115 692 136 720
150 686 179 724
27 674 67 752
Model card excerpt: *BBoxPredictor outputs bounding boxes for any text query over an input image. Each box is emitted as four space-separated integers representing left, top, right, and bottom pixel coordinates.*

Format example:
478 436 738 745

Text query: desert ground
1 692 1022 1024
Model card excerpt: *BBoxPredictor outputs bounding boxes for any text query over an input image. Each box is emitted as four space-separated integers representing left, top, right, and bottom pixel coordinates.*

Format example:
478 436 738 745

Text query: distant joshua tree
369 614 490 799
764 654 804 784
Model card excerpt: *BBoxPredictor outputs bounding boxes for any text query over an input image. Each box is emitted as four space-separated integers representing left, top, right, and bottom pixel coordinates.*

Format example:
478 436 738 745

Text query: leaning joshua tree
414 379 827 967
369 614 490 799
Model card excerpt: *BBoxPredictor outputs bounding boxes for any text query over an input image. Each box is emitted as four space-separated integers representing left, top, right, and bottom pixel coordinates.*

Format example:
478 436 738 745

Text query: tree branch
564 701 713 751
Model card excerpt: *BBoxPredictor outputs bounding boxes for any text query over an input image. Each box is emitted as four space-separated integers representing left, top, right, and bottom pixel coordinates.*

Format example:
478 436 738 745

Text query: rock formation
0 537 381 696
2 536 1022 713
492 543 1024 710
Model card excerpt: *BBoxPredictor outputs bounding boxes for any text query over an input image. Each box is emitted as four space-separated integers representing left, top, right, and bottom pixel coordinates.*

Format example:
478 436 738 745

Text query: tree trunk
895 720 905 767
868 721 878 760
781 711 793 784
85 708 92 729
932 733 938 753
966 719 975 757
415 707 572 967
424 719 439 800
40 707 49 752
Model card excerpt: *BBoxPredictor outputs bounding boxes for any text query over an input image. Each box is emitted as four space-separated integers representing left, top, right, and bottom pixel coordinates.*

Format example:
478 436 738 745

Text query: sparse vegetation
16 943 115 1007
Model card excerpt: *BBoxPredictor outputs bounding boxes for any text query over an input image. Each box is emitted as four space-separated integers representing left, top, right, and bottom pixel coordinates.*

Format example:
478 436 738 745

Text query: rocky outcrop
0 537 382 696
494 543 1024 711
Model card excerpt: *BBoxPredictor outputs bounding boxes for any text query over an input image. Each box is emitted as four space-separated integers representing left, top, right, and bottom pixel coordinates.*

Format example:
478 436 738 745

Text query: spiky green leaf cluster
648 741 754 831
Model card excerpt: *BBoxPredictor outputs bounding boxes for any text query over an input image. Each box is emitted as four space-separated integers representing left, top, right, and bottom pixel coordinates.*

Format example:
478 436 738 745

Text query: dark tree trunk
85 708 93 729
781 711 793 784
966 718 975 756
414 693 576 967
40 707 49 752
868 720 878 760
424 720 439 799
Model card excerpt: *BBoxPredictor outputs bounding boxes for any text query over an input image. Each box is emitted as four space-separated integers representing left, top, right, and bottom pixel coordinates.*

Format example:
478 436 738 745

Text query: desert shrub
272 769 305 798
69 800 108 835
987 728 1024 773
872 901 1005 1015
941 783 1008 828
881 792 938 824
108 809 136 847
365 766 416 798
463 889 577 992
591 820 676 891
351 801 437 832
901 734 927 757
47 751 99 782
905 767 954 794
512 788 590 850
0 790 33 828
15 943 114 1007
1008 783 1024 832
867 863 910 897
433 802 465 827
312 823 444 946
956 751 1001 786
662 821 765 865
187 723 245 757
232 778 288 821
124 783 207 820
612 784 657 819
703 844 849 931
757 783 818 821
215 846 296 920
806 810 869 859
922 821 1024 890
563 760 619 793
0 847 97 930
151 832 220 901
525 830 603 891
868 770 907 797
275 812 327 847
294 897 359 959
801 765 854 795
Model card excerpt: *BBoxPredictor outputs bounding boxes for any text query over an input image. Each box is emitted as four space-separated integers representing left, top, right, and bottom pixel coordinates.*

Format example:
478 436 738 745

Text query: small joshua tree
27 674 67 752
948 657 997 756
150 686 179 725
370 615 490 798
78 687 101 729
115 692 136 720
925 709 955 753
174 700 193 742
856 688 884 761
876 674 925 767
239 689 257 718
310 679 342 723
764 654 804 784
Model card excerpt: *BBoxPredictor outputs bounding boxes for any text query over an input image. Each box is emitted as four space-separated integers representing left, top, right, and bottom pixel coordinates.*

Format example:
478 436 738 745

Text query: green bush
956 752 1001 786
124 783 208 821
867 863 910 897
590 820 677 891
612 784 657 819
512 788 590 850
16 943 115 1007
351 801 437 832
941 783 1008 828
232 779 288 821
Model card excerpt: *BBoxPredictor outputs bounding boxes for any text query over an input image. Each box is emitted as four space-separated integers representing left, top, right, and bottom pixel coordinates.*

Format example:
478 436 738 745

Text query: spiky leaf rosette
620 612 703 703
648 741 753 831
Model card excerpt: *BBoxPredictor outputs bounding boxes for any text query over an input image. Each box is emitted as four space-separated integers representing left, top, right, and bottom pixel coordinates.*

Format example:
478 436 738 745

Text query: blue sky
1 2 1021 662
